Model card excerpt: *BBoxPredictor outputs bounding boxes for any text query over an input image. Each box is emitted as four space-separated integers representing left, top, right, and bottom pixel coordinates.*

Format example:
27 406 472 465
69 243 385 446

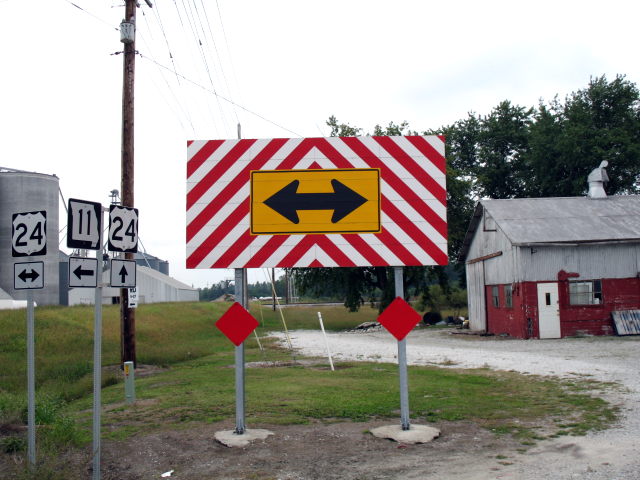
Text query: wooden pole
120 0 136 366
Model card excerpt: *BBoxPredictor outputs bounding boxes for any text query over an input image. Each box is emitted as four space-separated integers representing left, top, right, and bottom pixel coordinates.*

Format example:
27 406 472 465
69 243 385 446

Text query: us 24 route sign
186 136 447 269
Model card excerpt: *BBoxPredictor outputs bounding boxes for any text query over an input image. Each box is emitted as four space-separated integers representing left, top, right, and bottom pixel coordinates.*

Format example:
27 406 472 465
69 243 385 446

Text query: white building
69 265 198 305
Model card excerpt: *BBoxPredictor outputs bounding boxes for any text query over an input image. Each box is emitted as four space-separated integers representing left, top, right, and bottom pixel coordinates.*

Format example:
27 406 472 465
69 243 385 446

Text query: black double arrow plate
14 262 44 290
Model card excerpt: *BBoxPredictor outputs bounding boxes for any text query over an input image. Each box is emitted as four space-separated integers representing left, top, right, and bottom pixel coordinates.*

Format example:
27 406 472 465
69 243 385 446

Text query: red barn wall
485 277 640 338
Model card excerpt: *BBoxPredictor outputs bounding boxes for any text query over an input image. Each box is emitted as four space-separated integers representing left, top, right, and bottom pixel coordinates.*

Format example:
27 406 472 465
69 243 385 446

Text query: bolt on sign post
187 135 448 433
214 299 259 434
377 270 423 430
11 210 47 468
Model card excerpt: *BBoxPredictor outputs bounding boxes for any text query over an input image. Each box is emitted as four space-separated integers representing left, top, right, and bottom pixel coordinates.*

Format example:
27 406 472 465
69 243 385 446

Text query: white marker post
317 312 335 371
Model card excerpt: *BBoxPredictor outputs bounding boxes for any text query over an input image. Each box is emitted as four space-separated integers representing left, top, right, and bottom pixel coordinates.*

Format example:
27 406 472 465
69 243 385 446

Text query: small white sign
14 262 44 290
110 259 136 288
128 287 138 308
69 257 98 288
12 211 47 257
108 205 139 253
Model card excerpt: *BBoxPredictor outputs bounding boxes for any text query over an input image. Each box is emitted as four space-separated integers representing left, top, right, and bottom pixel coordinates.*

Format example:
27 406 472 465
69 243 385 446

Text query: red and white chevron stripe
186 136 447 269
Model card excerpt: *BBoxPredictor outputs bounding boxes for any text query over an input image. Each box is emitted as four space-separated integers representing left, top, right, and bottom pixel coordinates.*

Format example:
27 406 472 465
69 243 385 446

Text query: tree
293 117 459 312
525 75 640 196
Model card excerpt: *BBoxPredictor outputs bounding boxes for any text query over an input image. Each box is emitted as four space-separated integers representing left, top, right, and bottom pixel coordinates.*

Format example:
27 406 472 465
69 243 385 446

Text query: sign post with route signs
65 198 106 478
11 210 48 469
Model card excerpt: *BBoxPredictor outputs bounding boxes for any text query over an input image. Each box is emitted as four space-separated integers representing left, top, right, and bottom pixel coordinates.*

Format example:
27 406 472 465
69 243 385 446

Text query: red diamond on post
377 297 421 341
215 302 259 346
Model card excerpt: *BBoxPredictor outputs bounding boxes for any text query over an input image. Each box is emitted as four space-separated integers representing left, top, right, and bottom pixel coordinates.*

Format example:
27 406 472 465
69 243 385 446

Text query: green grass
0 301 620 477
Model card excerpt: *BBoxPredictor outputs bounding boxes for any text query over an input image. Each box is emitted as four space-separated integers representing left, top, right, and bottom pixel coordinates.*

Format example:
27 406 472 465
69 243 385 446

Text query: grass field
0 301 618 477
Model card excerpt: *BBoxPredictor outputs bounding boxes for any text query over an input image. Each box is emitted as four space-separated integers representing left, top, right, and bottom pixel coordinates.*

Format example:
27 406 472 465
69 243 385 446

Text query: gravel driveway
272 328 640 480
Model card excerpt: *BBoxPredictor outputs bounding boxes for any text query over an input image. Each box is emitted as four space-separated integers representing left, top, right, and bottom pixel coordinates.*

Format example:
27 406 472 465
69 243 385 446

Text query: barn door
466 261 486 331
537 282 561 339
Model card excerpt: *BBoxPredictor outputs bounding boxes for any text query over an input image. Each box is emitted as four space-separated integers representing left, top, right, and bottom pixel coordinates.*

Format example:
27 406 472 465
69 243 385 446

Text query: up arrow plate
110 259 137 288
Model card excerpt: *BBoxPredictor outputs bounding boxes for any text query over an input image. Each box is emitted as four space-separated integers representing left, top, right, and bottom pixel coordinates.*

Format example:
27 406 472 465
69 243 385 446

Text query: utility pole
120 0 137 366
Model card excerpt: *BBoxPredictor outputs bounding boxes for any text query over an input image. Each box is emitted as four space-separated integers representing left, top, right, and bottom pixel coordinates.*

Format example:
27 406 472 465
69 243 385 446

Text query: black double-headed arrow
18 269 40 283
73 265 95 280
263 179 367 224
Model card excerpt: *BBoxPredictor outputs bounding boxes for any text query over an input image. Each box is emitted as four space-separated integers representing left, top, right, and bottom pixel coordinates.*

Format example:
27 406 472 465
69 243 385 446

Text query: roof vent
587 161 608 199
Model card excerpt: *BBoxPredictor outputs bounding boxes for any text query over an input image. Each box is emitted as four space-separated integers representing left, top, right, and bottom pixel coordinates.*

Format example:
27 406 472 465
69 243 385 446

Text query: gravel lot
273 327 640 480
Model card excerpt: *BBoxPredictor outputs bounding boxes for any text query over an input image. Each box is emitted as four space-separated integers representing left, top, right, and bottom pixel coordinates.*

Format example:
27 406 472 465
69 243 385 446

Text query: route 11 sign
67 199 102 250
12 211 47 257
108 205 139 253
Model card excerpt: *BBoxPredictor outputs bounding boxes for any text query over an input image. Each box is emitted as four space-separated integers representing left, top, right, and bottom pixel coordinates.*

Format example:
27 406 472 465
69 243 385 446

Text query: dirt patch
93 419 522 480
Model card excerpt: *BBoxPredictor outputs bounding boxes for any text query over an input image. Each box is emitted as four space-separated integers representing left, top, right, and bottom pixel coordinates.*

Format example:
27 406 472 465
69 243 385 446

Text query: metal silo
0 169 60 305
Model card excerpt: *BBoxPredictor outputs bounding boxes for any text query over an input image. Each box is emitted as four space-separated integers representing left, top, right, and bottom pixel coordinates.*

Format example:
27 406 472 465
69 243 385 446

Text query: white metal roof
482 195 640 245
460 195 640 261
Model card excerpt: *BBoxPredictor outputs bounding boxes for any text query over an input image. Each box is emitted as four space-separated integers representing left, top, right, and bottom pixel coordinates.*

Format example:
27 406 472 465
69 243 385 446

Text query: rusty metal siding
518 243 640 281
466 211 517 285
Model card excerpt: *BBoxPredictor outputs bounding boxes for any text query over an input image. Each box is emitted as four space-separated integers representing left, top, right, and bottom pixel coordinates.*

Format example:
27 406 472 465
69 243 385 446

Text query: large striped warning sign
186 136 447 269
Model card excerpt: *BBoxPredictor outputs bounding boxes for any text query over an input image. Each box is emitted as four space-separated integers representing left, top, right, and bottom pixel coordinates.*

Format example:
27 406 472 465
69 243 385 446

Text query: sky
1 0 639 288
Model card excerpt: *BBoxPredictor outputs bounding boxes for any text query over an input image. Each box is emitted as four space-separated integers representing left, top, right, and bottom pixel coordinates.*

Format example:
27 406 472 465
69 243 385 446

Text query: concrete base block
370 424 440 444
214 429 274 448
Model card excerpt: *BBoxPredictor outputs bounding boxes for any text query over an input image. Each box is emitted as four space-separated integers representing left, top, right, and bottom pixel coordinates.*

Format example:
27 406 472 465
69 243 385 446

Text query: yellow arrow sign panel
251 169 380 235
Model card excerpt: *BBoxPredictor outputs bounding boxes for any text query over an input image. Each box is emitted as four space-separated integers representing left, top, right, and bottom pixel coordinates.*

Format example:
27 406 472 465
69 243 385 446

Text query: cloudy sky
1 0 638 288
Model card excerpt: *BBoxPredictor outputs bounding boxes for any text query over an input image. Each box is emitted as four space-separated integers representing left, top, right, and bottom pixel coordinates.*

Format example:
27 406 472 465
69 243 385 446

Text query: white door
466 261 486 331
537 282 561 339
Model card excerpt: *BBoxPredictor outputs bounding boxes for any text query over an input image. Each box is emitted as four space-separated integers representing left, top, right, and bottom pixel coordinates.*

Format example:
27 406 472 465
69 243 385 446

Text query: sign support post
92 245 103 480
26 289 36 468
394 266 410 431
234 268 247 435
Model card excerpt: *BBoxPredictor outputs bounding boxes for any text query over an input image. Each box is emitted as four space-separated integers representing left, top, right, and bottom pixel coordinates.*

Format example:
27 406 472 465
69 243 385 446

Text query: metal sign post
394 266 411 431
233 268 247 434
26 289 36 467
12 209 47 469
92 245 103 480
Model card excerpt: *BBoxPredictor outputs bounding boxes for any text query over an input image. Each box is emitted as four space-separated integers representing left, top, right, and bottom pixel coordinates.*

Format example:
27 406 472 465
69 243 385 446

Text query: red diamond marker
377 297 421 341
215 302 259 346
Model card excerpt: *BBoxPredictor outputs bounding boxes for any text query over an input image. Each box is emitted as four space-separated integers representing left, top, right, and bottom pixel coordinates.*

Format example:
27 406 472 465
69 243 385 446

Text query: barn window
504 284 513 308
484 213 497 231
569 280 603 305
491 286 500 308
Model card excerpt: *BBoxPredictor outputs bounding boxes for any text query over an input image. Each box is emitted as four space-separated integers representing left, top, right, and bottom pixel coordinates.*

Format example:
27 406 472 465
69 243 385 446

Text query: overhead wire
62 0 118 31
61 0 301 138
214 0 244 114
180 0 231 136
137 12 196 135
138 52 302 137
195 0 239 125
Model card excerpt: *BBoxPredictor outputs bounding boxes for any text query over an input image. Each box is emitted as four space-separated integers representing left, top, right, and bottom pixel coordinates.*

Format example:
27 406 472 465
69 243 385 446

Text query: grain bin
0 169 60 305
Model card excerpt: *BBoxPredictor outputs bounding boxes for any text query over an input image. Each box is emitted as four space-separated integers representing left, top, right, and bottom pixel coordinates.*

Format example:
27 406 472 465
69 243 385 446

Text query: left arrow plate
14 262 44 290
69 257 98 288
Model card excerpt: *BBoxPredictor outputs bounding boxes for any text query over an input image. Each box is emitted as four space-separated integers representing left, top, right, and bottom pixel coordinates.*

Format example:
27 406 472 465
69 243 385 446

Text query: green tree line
295 75 640 311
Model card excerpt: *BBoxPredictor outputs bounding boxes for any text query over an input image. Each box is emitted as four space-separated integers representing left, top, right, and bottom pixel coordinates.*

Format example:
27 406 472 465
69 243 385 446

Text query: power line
138 52 302 137
62 0 118 30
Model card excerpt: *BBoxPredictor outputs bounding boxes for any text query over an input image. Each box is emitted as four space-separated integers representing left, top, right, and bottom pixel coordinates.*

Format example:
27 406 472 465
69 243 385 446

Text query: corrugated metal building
68 265 198 305
459 194 640 338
